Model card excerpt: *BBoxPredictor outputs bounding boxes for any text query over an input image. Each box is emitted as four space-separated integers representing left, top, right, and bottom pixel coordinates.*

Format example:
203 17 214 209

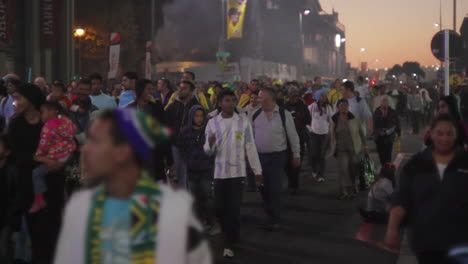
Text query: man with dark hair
182 71 196 82
54 108 211 264
284 88 311 194
204 90 262 258
89 73 117 110
70 79 98 140
155 78 174 106
119 72 138 107
252 87 301 231
238 79 261 108
165 81 200 188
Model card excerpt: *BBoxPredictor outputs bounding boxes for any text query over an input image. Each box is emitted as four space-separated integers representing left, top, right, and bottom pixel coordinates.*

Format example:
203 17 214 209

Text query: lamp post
74 28 86 77
359 48 366 70
299 9 310 80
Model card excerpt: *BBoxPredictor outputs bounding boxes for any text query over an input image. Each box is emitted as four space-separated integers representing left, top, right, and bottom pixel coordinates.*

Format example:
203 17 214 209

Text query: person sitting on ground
359 163 396 224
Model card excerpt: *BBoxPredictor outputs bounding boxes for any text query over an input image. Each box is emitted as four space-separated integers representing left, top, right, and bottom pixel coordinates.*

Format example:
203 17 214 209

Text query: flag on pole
145 41 152 80
227 0 248 39
108 33 121 79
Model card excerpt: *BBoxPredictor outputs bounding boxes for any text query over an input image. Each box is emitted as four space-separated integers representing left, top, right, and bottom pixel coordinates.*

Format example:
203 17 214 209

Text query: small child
359 163 396 224
30 101 77 213
178 105 215 228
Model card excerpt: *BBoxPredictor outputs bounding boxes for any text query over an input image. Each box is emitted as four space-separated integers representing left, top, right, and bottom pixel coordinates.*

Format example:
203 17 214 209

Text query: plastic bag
361 153 376 187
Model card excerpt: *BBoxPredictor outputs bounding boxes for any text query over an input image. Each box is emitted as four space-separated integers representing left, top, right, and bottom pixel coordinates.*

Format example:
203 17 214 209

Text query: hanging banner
40 0 61 48
145 41 152 80
0 0 16 45
107 33 121 79
227 0 248 40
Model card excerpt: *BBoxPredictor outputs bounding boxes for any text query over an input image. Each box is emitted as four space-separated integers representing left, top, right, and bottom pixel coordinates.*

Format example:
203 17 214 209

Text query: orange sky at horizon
320 0 467 69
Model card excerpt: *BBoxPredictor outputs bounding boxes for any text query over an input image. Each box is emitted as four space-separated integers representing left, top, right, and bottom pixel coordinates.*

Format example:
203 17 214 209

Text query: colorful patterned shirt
35 115 77 160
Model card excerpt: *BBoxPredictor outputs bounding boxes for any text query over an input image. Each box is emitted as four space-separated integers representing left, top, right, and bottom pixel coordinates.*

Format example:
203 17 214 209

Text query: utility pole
453 0 457 31
439 0 442 31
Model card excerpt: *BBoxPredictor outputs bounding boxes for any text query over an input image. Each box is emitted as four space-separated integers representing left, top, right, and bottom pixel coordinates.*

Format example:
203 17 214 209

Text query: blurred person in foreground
54 108 211 264
385 114 468 264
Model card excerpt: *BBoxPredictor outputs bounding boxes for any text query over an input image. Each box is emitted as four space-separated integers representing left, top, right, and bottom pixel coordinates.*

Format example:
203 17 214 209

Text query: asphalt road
211 129 424 264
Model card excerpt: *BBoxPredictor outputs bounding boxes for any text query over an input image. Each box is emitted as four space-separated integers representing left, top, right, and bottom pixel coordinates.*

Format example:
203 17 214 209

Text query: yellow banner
227 0 248 39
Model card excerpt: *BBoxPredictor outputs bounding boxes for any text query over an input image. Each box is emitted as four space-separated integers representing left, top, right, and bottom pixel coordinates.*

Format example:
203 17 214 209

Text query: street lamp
74 28 86 77
299 9 311 78
74 28 85 37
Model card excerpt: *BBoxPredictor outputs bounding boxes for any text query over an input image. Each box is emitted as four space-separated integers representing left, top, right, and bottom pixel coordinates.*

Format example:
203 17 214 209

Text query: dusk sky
320 0 467 69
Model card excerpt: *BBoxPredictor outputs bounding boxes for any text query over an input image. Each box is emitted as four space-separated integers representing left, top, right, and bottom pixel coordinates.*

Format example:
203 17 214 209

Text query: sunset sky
320 0 467 68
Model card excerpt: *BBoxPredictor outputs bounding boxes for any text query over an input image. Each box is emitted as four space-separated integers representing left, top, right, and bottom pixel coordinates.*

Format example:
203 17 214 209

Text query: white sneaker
223 248 235 258
317 177 325 182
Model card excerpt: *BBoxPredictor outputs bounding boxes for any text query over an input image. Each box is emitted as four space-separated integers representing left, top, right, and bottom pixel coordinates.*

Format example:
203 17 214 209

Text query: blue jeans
259 151 287 225
32 164 48 194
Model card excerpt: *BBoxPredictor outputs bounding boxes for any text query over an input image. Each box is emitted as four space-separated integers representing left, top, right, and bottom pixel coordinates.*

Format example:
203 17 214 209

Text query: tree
402 61 426 80
386 64 404 80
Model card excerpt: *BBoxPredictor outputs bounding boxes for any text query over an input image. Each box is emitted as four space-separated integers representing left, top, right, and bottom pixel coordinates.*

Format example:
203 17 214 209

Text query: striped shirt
204 112 262 179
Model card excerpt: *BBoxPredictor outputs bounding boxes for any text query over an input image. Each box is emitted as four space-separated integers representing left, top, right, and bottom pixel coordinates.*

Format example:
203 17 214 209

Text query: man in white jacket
54 108 211 264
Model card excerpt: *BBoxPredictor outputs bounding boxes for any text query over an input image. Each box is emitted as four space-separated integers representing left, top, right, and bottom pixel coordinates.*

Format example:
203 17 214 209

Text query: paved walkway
212 129 420 264
211 132 424 264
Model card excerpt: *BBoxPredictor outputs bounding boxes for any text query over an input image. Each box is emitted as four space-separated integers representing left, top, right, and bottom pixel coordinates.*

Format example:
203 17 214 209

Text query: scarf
86 171 161 264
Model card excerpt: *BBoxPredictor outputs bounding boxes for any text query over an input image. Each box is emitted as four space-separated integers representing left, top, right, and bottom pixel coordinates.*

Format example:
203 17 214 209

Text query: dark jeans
376 135 394 166
410 110 421 133
309 132 328 178
27 170 65 264
214 177 244 248
188 170 214 225
416 251 448 264
287 133 307 190
259 151 287 225
246 165 256 191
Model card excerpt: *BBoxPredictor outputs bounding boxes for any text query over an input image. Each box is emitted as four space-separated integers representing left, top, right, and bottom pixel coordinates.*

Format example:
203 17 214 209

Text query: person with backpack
252 88 300 231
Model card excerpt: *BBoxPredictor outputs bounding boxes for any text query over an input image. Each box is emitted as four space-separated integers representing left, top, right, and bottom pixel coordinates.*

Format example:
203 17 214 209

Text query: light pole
74 28 86 77
299 9 310 80
359 48 366 71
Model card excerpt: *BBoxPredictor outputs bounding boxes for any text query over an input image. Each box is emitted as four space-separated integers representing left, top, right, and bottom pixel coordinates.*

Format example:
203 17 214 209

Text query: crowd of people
0 70 467 264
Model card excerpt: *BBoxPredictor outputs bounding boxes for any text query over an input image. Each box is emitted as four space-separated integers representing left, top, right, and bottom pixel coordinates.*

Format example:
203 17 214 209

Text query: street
211 131 423 264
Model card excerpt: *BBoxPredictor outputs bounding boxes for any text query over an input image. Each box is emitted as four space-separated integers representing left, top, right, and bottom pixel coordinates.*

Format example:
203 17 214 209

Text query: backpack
252 107 291 152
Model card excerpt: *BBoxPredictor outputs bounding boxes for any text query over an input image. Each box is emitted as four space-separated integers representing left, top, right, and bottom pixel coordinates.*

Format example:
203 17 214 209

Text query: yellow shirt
328 89 343 107
164 91 210 110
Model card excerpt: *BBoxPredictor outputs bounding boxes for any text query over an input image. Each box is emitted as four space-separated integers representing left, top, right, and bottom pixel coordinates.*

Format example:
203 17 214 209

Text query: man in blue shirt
119 72 137 107
89 73 117 110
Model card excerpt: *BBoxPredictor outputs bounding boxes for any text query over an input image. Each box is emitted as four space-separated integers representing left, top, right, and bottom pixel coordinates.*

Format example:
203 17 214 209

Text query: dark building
461 17 468 76
3 0 347 83
155 0 347 82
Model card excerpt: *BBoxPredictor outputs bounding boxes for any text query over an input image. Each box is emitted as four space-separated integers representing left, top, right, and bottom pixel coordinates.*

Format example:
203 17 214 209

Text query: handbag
360 153 376 187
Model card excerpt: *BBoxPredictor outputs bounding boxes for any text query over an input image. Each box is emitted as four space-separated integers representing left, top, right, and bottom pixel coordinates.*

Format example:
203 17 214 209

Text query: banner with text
0 0 16 45
108 33 121 79
40 0 61 48
227 0 248 39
